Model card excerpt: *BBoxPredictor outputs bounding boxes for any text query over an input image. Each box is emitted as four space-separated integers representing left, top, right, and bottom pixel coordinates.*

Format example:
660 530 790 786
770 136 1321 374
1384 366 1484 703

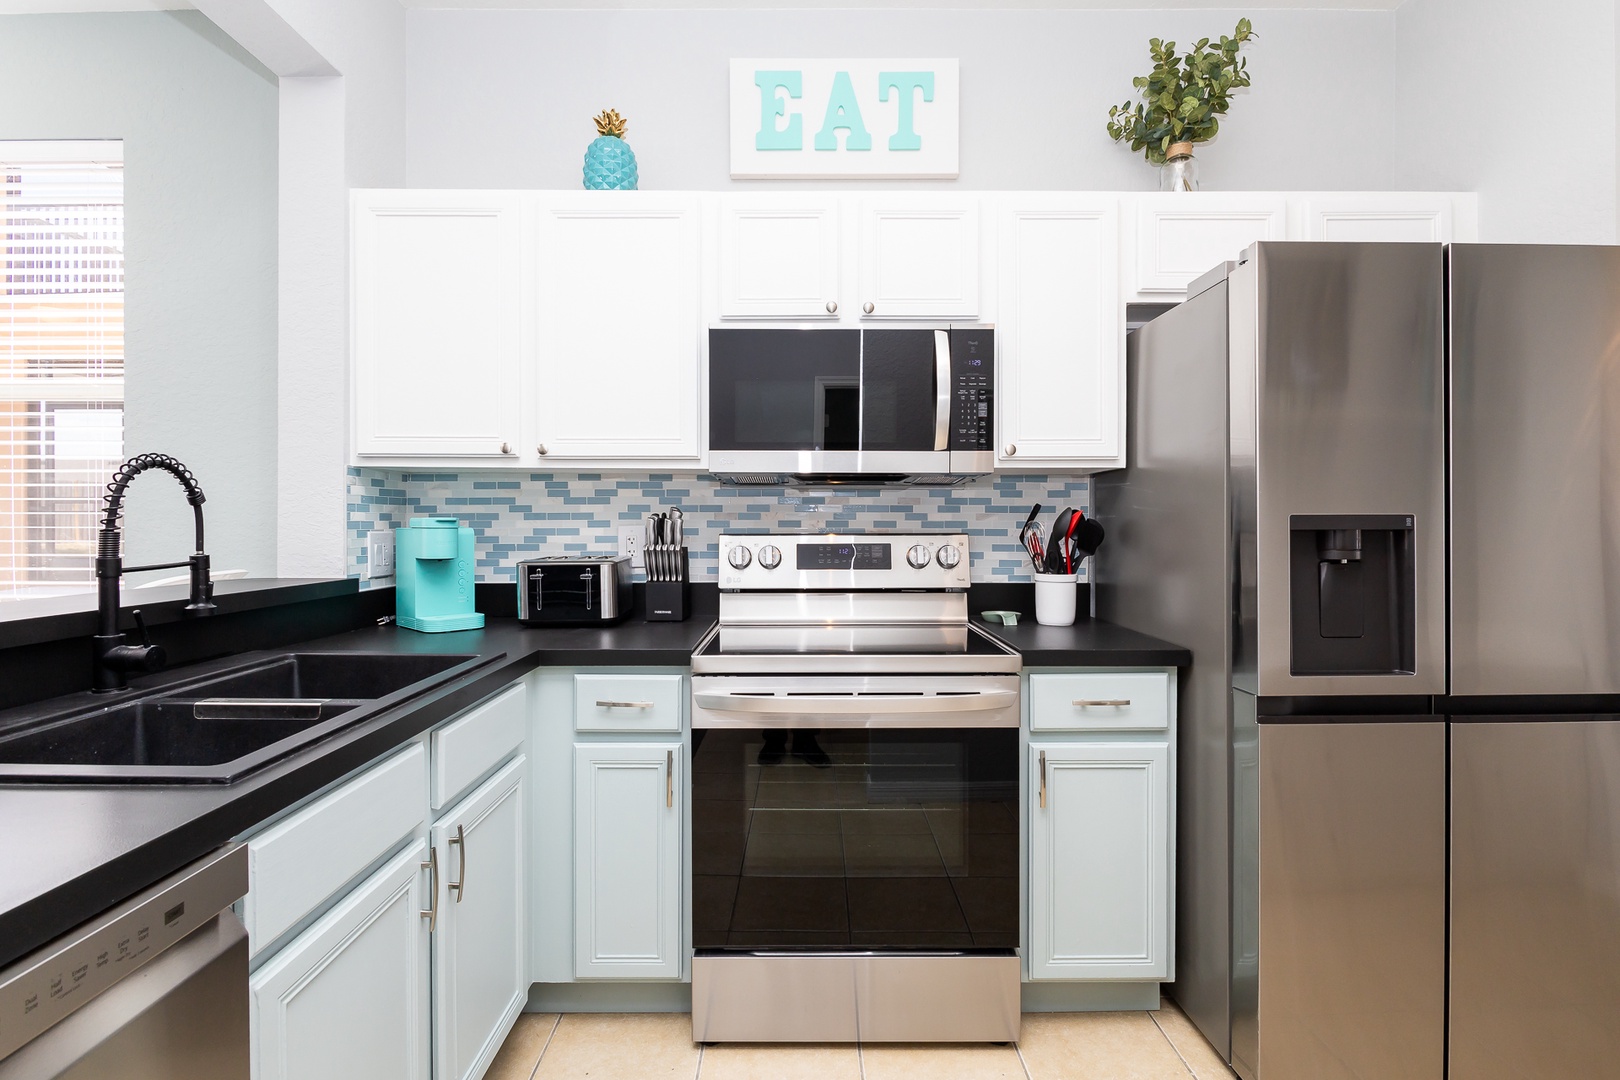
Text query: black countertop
0 587 1185 969
973 614 1191 667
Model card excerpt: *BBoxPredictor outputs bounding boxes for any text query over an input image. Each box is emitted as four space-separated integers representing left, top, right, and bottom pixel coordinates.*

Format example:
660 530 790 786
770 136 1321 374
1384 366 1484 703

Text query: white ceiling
0 1 191 10
399 1 1403 8
0 0 1404 11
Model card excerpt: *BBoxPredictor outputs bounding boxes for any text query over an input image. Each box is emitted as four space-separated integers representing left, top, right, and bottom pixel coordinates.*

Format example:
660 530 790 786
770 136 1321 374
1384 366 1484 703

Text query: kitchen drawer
1029 672 1169 732
432 680 526 809
244 743 427 956
574 673 683 733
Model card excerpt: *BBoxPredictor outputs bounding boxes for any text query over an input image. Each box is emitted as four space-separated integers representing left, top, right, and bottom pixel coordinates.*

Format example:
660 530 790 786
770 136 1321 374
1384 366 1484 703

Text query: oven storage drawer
575 673 684 733
1028 672 1169 732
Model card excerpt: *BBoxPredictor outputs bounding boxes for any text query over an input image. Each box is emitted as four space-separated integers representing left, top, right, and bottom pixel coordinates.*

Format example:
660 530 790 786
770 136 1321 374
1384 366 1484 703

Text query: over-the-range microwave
707 325 993 486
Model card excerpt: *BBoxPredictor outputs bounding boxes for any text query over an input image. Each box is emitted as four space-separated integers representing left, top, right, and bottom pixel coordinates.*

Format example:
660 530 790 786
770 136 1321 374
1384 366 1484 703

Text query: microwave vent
711 473 786 486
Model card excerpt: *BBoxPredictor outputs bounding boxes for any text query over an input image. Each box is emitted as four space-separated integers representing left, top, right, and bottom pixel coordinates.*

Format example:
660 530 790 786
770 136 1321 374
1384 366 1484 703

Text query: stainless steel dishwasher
0 845 248 1079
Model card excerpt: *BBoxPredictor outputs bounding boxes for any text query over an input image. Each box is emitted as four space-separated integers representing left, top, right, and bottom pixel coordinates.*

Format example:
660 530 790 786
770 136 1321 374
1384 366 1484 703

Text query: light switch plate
366 530 395 579
618 525 645 570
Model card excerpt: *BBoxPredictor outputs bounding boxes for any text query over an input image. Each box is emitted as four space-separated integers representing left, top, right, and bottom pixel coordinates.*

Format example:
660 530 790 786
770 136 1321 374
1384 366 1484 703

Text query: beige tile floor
486 998 1238 1080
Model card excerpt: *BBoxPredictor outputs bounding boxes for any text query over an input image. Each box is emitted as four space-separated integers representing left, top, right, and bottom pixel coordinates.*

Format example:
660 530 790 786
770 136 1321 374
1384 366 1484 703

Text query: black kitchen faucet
92 453 216 693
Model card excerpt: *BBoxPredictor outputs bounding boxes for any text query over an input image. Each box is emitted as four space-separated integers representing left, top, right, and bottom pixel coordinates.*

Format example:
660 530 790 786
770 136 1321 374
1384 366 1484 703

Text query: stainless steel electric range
690 532 1022 1044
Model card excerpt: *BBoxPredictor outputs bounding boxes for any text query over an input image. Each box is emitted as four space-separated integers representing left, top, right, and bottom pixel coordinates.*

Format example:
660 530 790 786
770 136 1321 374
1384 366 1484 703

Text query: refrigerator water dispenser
1288 515 1416 676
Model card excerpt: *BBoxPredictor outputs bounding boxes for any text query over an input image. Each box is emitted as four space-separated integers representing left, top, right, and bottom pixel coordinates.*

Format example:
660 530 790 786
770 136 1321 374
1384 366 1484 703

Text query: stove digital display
796 542 892 570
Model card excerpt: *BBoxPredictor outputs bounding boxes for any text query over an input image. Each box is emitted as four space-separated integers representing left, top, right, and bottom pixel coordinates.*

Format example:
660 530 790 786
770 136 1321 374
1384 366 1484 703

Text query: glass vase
1159 143 1199 192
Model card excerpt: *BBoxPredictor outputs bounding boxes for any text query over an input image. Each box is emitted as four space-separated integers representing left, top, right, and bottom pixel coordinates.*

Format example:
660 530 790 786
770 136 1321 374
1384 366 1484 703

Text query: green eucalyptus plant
1107 19 1257 165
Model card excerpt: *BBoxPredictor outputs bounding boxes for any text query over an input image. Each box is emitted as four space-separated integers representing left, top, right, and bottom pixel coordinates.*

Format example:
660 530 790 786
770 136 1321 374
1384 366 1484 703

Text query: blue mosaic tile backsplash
347 468 1092 586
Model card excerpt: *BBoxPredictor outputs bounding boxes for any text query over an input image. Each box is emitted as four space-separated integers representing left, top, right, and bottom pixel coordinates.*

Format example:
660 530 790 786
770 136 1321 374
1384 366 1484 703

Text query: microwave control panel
949 328 994 453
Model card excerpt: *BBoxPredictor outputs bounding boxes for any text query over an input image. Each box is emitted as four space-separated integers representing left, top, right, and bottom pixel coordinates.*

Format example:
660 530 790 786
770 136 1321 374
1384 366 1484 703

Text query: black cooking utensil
1075 516 1106 557
1045 508 1075 574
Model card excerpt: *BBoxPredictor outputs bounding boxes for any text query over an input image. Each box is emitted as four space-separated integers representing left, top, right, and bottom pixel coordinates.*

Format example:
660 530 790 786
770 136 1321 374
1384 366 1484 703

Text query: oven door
690 675 1019 954
707 328 952 474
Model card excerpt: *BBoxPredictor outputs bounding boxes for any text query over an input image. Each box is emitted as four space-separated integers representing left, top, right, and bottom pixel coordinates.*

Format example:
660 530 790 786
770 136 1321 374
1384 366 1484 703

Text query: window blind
0 141 124 598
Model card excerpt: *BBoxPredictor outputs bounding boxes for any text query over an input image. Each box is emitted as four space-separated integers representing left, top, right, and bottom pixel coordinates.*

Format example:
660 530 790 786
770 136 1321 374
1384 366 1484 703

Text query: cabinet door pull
597 700 655 709
1072 699 1132 707
666 749 674 808
420 847 439 932
1039 750 1047 809
500 442 512 455
1004 443 1017 457
447 824 466 903
863 301 875 314
826 300 838 314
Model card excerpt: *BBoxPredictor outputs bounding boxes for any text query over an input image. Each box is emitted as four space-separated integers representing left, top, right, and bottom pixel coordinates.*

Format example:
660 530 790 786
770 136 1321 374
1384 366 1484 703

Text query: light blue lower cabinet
1028 741 1171 981
573 741 683 979
431 757 528 1080
249 839 432 1080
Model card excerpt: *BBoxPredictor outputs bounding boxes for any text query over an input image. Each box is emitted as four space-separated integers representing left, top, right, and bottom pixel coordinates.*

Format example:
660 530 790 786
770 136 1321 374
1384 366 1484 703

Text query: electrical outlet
366 530 396 579
617 525 646 570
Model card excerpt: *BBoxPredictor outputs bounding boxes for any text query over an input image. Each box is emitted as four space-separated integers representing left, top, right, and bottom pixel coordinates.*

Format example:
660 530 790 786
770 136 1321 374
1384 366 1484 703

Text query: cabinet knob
1005 443 1017 457
500 442 512 455
537 444 548 456
862 301 875 314
826 300 838 314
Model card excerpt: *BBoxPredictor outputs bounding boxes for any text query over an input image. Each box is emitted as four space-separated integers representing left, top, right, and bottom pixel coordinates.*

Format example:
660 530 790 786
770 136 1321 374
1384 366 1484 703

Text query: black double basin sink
0 652 490 785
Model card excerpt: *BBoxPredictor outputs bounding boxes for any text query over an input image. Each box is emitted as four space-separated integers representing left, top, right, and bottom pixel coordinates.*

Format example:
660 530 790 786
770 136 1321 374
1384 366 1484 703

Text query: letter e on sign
730 58 959 178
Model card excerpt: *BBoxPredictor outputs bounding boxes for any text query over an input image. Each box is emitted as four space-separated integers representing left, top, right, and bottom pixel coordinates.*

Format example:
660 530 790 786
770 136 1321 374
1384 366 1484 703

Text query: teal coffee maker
394 517 485 632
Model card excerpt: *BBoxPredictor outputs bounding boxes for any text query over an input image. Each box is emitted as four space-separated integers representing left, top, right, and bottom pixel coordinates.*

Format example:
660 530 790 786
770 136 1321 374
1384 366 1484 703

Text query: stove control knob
935 544 961 570
757 544 782 570
907 544 932 569
727 545 752 570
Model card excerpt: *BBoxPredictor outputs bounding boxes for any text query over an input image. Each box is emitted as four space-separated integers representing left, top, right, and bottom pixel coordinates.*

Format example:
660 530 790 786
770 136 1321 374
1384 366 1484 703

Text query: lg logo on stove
729 58 960 179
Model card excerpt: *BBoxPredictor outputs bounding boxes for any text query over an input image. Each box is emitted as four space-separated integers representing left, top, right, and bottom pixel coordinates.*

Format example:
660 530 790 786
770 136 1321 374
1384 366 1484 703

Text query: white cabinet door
1303 194 1454 243
251 841 431 1080
858 197 981 318
352 191 524 459
996 197 1122 468
718 195 842 319
574 741 682 979
1029 742 1170 980
432 757 527 1080
1132 194 1288 294
534 194 702 461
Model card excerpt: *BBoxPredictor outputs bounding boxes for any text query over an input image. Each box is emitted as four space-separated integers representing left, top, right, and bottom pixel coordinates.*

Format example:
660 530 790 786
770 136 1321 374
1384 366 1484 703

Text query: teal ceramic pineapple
582 109 638 190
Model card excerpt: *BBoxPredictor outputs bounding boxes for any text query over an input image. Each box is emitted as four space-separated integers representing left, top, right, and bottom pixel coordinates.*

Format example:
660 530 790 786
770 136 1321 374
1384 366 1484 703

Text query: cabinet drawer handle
666 749 674 809
420 846 439 932
1039 750 1047 809
447 824 466 903
597 699 655 709
1072 699 1132 707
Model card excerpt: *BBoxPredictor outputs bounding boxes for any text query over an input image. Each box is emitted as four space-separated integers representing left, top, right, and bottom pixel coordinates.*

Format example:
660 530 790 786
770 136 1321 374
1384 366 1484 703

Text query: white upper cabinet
352 191 525 459
534 194 703 462
996 196 1122 469
1131 193 1289 295
1302 193 1467 242
858 196 981 318
718 195 842 319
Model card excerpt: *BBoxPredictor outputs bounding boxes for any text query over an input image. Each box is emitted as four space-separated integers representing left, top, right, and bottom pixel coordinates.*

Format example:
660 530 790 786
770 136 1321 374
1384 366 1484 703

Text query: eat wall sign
729 59 960 179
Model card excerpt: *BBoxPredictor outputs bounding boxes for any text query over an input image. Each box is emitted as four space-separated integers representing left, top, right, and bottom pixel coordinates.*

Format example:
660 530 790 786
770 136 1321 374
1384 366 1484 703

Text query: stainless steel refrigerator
1097 241 1620 1080
1445 244 1620 1080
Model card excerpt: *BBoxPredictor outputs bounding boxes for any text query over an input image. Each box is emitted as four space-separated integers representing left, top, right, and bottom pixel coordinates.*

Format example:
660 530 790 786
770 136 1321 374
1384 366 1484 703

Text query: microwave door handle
933 329 951 452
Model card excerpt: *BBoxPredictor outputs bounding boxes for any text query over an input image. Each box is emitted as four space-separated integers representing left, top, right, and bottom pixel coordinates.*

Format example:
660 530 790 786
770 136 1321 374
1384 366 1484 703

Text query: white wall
0 11 280 576
405 8 1398 192
1394 0 1618 243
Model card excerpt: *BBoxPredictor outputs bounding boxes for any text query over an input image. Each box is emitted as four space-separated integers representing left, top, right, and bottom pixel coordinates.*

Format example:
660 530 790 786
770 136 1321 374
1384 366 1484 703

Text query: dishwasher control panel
0 844 246 1060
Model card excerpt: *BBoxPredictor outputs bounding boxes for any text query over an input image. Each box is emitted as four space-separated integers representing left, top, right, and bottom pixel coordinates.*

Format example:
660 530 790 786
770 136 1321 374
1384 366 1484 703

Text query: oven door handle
933 329 952 452
693 690 1018 714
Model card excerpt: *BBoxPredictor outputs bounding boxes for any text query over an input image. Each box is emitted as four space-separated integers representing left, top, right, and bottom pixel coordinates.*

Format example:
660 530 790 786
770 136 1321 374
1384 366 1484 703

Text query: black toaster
515 555 633 625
